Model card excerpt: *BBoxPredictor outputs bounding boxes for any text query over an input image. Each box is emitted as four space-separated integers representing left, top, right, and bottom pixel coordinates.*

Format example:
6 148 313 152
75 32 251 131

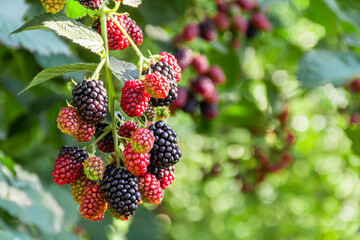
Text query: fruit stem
91 57 106 79
100 8 121 167
108 15 148 65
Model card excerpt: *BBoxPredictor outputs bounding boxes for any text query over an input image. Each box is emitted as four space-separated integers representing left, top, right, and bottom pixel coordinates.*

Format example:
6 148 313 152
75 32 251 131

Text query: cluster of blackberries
121 52 182 119
167 0 273 120
171 49 225 119
174 0 272 47
53 119 180 221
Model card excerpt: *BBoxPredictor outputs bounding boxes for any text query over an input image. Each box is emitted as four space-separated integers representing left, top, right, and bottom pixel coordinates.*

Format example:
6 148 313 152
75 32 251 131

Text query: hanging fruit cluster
169 0 272 119
44 0 183 221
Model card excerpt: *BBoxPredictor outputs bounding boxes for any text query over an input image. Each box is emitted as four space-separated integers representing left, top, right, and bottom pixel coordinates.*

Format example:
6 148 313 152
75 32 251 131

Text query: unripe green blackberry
83 157 105 181
71 171 97 204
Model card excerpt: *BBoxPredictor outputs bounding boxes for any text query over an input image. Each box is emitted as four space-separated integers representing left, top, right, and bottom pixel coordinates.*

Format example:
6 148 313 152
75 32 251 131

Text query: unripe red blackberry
121 14 143 45
208 66 226 84
205 90 220 104
251 12 272 31
149 121 182 168
192 55 210 75
171 87 189 110
83 157 105 181
347 78 360 93
217 2 231 13
130 128 155 153
213 12 231 30
75 0 104 9
191 75 216 99
74 121 95 142
183 23 200 42
182 93 199 114
57 106 81 135
121 80 150 117
199 19 217 41
147 164 175 190
159 52 182 82
144 72 171 99
123 143 151 176
118 121 138 138
95 123 114 153
72 79 108 124
71 171 96 204
41 0 66 14
231 38 242 50
80 185 108 221
100 164 141 219
200 102 219 119
52 146 88 185
174 47 193 70
233 15 249 35
92 14 143 50
138 173 164 204
236 0 258 11
143 61 178 107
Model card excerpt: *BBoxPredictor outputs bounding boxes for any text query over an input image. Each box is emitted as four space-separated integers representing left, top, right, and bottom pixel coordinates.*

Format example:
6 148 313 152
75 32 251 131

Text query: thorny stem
100 7 122 167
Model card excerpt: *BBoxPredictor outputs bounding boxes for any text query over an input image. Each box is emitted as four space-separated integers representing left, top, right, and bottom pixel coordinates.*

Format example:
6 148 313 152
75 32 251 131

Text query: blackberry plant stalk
100 7 121 163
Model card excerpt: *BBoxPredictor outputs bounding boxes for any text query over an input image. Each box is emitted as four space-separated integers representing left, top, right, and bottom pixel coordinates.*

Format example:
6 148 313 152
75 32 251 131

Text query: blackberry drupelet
100 164 141 219
149 121 182 168
72 79 108 124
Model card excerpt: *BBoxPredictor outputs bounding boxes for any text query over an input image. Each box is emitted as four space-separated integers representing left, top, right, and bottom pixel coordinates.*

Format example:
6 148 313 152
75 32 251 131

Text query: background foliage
1 0 360 239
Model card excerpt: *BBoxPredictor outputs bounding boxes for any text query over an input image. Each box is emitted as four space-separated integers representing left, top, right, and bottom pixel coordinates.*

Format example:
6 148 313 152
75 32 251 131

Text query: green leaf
297 50 360 88
19 63 98 94
109 57 139 85
12 14 104 55
65 0 87 19
0 0 70 56
123 0 142 8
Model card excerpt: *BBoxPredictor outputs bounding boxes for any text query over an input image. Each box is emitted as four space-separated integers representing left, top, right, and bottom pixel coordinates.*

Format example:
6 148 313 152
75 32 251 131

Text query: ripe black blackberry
199 19 217 41
100 164 141 219
72 79 108 124
75 0 104 10
143 61 178 107
149 121 182 168
59 146 88 163
95 123 114 153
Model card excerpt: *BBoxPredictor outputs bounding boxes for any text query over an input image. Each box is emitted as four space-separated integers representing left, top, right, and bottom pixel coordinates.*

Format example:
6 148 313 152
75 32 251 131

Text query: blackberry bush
20 0 183 223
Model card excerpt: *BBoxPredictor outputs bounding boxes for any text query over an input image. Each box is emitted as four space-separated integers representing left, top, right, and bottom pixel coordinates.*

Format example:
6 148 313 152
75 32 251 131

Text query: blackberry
174 47 193 70
199 19 217 41
95 123 114 153
75 0 104 10
246 23 258 39
100 164 141 219
147 164 175 189
145 104 156 122
149 121 182 168
53 146 88 185
72 79 108 124
59 146 88 162
143 61 178 107
182 92 199 114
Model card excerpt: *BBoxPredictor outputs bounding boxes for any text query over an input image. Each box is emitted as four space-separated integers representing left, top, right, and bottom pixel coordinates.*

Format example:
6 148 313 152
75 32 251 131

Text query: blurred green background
2 0 360 239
